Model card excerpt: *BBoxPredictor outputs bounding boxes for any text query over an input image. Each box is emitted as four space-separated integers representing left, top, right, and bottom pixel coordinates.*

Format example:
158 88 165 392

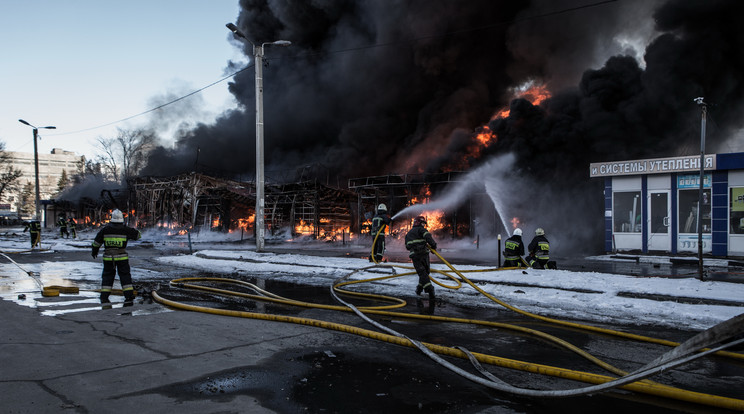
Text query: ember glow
406 191 447 232
510 217 521 229
294 219 314 236
237 217 253 232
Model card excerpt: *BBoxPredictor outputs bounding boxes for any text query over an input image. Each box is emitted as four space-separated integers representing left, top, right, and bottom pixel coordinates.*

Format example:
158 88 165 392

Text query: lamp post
694 97 707 281
226 23 291 252
18 119 56 223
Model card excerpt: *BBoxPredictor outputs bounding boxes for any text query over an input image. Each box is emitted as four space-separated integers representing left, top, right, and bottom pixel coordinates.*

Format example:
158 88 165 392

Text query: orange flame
443 82 552 172
494 83 551 120
406 190 447 232
295 219 314 235
511 217 521 229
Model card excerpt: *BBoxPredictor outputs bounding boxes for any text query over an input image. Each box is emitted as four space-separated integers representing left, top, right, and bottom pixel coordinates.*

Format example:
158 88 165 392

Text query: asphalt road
1 241 744 413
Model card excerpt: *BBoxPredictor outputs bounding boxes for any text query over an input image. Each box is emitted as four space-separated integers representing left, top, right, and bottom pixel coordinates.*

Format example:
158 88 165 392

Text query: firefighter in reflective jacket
503 228 525 267
23 217 41 248
91 209 141 305
405 216 437 300
370 203 391 262
57 215 69 238
526 227 550 269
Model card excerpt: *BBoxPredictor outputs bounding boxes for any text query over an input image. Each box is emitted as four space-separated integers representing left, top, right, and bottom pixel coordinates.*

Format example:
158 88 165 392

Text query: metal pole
32 128 41 221
695 97 707 281
497 234 502 268
255 44 266 252
225 24 289 253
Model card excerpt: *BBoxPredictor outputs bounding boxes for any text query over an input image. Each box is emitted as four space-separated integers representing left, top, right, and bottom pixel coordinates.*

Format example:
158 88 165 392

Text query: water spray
390 153 518 237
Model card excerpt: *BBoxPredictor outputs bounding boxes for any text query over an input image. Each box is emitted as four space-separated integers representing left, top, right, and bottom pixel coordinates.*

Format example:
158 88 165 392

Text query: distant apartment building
0 148 84 219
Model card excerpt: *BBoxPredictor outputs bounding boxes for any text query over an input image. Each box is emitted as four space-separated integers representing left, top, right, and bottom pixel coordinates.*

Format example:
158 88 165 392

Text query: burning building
348 171 491 239
130 172 359 240
130 0 744 255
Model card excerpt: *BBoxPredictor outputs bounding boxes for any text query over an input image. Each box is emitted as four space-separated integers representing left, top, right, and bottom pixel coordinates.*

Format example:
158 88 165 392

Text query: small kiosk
590 152 744 257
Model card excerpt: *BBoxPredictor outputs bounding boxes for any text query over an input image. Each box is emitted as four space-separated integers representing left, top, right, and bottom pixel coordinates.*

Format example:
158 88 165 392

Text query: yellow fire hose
6 231 739 408
371 231 744 360
0 252 77 297
151 285 744 410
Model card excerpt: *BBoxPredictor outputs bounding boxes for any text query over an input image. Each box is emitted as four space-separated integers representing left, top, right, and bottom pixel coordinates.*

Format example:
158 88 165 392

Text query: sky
0 0 244 160
1 229 742 331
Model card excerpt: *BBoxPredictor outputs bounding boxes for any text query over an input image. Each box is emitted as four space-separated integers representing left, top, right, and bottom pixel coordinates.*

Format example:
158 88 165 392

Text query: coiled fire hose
370 232 744 361
153 249 744 409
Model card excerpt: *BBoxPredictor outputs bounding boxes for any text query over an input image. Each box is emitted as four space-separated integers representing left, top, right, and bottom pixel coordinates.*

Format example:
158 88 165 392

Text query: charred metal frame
130 173 357 239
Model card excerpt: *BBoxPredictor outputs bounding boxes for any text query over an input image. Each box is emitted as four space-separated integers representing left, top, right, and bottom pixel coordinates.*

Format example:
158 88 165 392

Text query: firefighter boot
123 292 135 307
100 292 111 304
415 284 423 295
425 284 435 301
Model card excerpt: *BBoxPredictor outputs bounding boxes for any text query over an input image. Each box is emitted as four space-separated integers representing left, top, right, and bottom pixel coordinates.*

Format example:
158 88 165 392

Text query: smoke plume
141 0 744 254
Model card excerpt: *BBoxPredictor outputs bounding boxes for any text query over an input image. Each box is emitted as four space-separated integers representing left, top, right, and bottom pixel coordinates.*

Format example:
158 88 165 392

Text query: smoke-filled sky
143 0 744 183
138 0 744 252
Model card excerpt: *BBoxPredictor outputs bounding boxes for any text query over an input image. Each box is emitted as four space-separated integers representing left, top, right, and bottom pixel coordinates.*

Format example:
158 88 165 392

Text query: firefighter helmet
111 209 124 223
378 203 387 212
413 216 427 227
535 227 545 236
513 228 522 236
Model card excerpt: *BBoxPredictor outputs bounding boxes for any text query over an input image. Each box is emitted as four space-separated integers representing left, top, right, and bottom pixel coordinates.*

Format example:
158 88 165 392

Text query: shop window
678 189 711 233
730 187 744 234
613 191 641 233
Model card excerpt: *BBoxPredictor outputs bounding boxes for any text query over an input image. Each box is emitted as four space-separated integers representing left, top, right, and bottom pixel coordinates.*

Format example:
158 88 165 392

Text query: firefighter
91 209 141 305
526 227 551 269
23 217 41 248
503 228 525 267
57 215 69 238
67 217 77 239
405 215 437 300
370 203 391 262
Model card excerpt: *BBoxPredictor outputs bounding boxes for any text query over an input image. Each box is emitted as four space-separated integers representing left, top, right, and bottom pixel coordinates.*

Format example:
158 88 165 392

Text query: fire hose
0 252 78 297
370 227 744 359
153 252 744 409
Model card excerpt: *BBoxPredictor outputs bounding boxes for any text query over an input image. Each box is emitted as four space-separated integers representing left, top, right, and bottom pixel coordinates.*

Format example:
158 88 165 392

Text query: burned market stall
131 173 358 240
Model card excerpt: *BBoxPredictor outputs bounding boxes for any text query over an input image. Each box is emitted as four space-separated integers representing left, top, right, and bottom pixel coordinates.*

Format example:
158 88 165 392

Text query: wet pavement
2 234 744 413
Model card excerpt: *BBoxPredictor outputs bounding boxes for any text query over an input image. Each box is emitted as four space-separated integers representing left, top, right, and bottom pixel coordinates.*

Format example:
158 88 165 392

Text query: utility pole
226 23 290 252
18 119 56 223
694 97 707 281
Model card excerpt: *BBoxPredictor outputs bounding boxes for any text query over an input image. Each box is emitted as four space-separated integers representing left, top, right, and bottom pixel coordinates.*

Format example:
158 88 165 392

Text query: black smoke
141 0 744 254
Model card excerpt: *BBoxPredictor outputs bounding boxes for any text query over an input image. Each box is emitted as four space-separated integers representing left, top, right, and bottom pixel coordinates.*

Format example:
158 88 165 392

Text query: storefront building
590 152 744 257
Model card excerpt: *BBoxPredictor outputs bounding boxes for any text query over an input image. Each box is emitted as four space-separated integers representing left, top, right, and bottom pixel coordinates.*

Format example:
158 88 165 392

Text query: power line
47 64 255 137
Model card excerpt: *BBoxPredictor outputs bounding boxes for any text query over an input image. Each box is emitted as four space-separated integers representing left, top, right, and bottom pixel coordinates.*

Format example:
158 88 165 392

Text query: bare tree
95 136 120 182
0 141 23 201
95 128 157 183
117 128 156 181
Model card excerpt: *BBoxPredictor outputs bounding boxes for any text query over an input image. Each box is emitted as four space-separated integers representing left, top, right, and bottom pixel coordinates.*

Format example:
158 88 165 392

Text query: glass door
648 191 670 251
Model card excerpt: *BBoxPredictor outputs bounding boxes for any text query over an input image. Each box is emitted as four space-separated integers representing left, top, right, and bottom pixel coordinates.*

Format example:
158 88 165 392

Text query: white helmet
535 228 545 236
110 209 124 223
513 228 522 236
377 203 387 212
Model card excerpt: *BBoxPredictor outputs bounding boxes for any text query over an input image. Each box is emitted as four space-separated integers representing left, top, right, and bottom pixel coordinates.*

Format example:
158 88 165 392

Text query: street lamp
18 119 56 223
694 97 707 281
226 22 291 252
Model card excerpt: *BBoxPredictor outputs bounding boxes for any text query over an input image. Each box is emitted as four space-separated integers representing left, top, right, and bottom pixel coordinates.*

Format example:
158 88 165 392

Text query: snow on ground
1 227 743 331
